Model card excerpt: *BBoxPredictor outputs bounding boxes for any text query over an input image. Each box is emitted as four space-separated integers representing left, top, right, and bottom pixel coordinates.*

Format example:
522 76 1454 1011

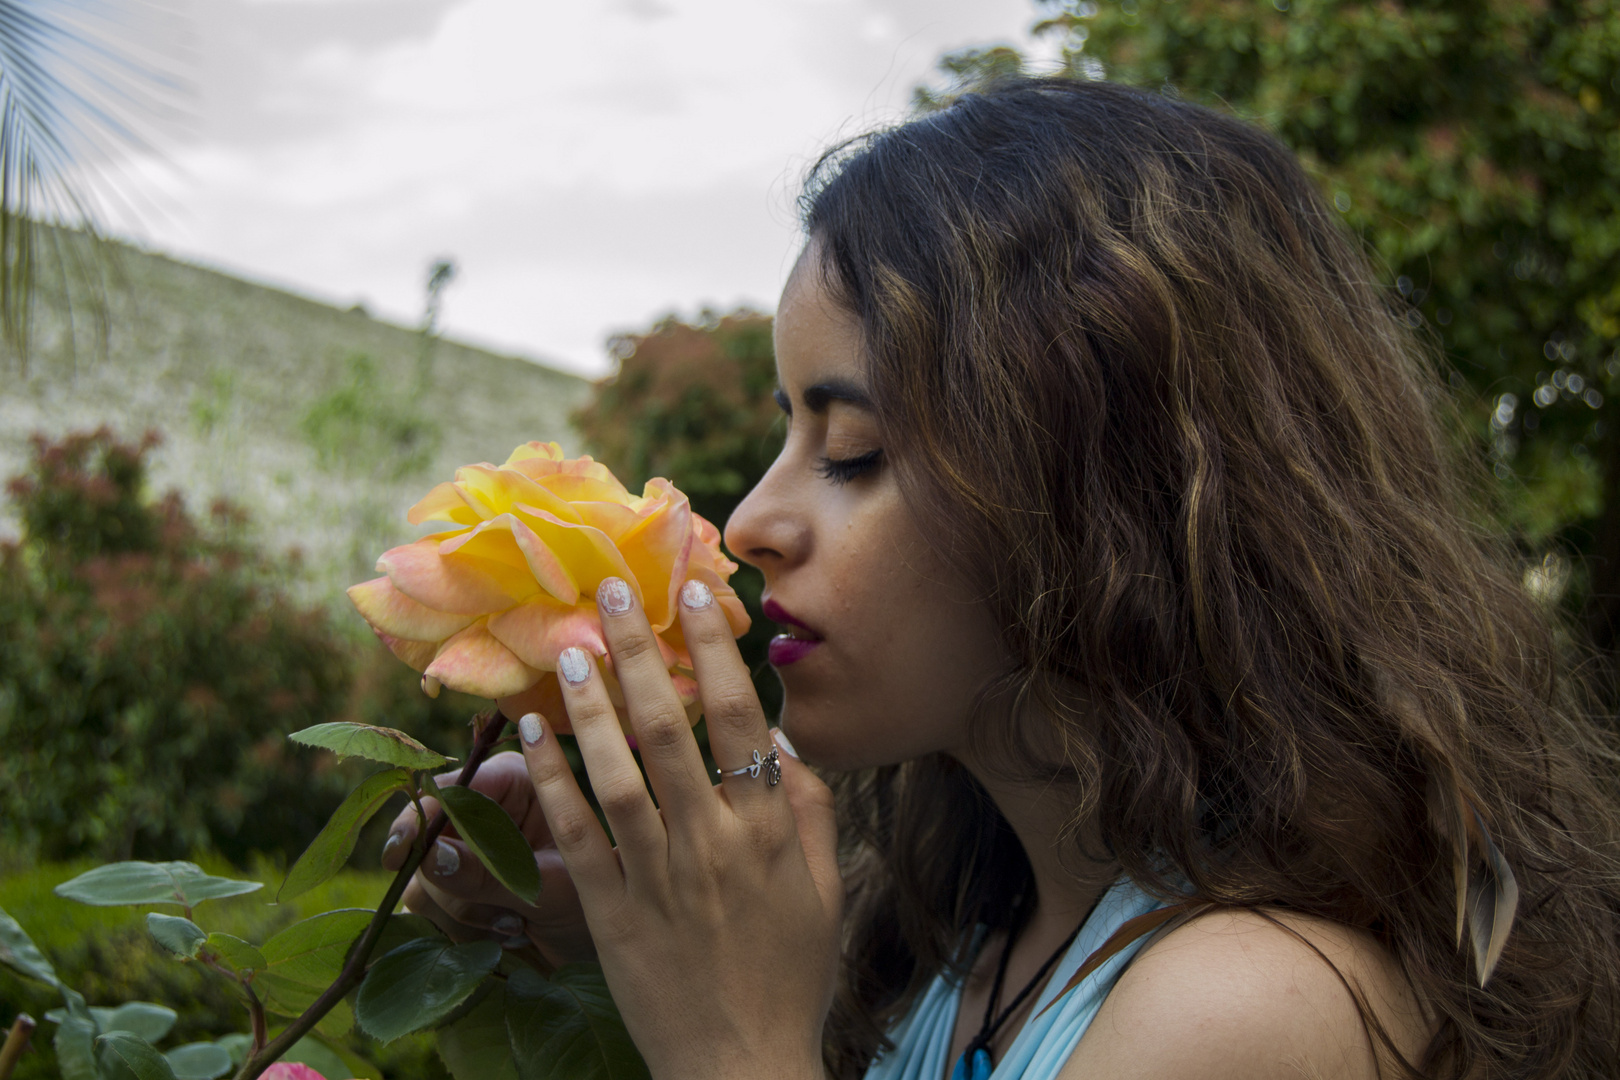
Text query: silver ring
716 747 781 786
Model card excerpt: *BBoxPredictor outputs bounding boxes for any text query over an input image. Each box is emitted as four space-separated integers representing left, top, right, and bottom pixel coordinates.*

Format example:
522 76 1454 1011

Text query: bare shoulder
1057 907 1430 1080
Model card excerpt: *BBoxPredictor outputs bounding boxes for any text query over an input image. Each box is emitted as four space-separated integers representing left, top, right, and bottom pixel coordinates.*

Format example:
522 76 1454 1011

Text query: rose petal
570 499 641 539
376 630 437 672
454 464 582 525
348 576 475 642
502 441 565 468
407 481 486 527
379 537 533 615
487 595 606 670
496 677 571 735
261 1065 328 1080
426 622 542 699
617 485 693 632
511 505 640 602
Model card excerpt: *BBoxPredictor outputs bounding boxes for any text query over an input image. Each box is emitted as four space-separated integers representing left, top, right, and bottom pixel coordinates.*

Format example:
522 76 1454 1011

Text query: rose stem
232 709 511 1080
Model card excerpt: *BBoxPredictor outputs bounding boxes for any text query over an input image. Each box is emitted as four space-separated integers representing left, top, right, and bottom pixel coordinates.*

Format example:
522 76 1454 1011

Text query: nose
723 456 808 576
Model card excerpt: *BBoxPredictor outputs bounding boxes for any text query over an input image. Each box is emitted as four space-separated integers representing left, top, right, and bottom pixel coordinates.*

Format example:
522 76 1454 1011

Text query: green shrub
0 429 356 864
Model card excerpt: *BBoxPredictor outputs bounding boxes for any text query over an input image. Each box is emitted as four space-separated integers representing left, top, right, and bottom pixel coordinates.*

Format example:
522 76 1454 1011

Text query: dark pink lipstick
763 598 822 667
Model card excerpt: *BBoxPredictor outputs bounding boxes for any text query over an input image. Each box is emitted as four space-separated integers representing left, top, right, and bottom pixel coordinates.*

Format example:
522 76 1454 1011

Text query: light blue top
862 876 1167 1080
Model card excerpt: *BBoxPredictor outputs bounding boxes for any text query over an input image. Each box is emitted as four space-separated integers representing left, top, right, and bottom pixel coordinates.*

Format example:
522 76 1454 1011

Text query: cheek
780 500 1006 768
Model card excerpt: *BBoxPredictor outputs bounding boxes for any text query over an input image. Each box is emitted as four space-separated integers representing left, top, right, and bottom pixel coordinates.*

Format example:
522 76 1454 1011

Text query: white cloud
109 0 1045 376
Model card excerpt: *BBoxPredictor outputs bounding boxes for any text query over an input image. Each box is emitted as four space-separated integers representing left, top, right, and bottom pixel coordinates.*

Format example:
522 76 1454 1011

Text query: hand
518 576 841 1080
380 750 595 967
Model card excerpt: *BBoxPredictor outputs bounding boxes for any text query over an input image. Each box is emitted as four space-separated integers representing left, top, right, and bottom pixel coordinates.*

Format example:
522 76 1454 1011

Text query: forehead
774 245 864 386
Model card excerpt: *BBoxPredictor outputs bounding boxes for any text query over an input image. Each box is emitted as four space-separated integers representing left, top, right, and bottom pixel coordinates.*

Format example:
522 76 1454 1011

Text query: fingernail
772 727 799 759
520 712 545 745
493 914 524 936
558 648 591 686
421 675 441 699
502 935 529 949
597 577 632 614
680 579 714 610
433 840 460 876
382 833 404 862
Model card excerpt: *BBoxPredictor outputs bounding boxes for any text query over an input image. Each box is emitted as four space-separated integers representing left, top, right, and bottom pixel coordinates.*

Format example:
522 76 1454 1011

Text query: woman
382 78 1620 1079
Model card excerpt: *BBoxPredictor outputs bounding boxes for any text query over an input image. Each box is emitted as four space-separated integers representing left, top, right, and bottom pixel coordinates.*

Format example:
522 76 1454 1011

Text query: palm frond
0 0 186 370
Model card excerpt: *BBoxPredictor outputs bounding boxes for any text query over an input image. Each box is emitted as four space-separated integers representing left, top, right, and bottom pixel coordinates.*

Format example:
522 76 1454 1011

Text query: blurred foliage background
7 0 1620 1074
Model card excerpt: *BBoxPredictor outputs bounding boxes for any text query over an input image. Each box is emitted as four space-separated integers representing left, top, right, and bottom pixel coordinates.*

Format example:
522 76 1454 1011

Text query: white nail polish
493 914 524 936
772 727 799 759
520 713 544 745
597 577 632 614
558 647 591 685
433 840 460 876
680 579 714 610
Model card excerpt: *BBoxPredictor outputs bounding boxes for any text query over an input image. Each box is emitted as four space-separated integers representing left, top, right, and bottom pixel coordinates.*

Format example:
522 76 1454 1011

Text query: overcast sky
106 0 1058 377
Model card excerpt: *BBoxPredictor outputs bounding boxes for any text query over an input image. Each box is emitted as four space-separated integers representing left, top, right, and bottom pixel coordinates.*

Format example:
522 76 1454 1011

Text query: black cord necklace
950 898 1087 1080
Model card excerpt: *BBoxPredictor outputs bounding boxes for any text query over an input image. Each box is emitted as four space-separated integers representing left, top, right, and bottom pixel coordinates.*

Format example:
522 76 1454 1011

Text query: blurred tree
0 429 357 863
925 0 1620 647
573 310 785 717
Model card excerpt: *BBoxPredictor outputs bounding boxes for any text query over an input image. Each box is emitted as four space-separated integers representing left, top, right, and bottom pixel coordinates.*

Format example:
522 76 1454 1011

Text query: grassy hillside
0 234 592 604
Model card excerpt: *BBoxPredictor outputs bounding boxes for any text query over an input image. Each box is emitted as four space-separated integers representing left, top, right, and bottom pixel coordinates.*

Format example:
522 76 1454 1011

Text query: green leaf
204 933 266 974
438 983 519 1080
213 1034 251 1068
291 722 454 770
505 966 649 1080
92 1002 178 1044
0 904 58 985
280 769 412 901
147 914 207 960
354 937 501 1044
55 862 262 907
97 1031 180 1080
433 781 542 904
256 909 374 1033
54 989 99 1080
372 912 444 959
282 1032 377 1080
164 1042 233 1080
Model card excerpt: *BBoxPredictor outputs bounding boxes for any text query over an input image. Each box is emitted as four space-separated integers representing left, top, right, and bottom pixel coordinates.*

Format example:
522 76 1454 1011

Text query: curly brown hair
801 77 1620 1079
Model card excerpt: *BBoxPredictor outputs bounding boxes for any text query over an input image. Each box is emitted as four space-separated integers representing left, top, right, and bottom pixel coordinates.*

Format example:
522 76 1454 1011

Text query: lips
763 597 822 667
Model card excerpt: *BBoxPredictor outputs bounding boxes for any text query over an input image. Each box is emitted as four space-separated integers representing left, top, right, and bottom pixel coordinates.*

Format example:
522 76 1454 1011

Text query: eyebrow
773 378 874 415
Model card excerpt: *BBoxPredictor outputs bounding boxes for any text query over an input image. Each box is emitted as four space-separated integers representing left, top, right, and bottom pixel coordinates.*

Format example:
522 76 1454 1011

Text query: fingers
676 578 774 813
594 577 716 815
772 729 842 913
516 708 626 904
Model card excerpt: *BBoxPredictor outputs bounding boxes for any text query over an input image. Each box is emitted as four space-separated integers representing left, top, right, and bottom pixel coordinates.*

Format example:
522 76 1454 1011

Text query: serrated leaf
92 1002 178 1044
97 1031 180 1080
354 938 501 1044
438 983 519 1080
148 914 207 960
291 722 454 770
55 862 262 907
204 933 266 974
164 1042 233 1080
433 782 542 904
0 904 58 985
280 769 412 901
255 909 374 1035
505 966 649 1080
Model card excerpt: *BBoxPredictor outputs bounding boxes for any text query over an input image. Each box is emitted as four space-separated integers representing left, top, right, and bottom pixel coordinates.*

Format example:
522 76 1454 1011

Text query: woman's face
722 248 1008 770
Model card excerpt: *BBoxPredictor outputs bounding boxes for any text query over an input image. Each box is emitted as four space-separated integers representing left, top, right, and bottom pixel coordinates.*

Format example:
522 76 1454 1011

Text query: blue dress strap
863 877 1169 1080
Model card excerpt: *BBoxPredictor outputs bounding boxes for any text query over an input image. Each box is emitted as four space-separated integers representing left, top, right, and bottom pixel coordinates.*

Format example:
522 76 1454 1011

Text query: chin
777 697 936 772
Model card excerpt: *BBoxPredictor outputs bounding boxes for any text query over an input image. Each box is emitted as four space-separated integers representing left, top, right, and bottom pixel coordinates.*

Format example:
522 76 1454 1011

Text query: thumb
773 729 840 908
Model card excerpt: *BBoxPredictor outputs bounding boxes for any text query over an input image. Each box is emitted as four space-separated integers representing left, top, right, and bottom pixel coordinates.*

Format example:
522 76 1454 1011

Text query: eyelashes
814 448 883 485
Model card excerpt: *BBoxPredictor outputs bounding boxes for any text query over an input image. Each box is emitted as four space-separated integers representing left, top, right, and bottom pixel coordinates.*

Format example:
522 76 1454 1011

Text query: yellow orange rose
348 442 749 732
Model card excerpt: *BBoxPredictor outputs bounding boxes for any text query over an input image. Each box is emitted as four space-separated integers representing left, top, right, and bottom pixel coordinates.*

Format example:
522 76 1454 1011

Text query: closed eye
814 448 883 485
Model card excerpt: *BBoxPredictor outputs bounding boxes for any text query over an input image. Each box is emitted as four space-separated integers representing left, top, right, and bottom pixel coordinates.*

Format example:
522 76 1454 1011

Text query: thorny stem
231 709 510 1080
